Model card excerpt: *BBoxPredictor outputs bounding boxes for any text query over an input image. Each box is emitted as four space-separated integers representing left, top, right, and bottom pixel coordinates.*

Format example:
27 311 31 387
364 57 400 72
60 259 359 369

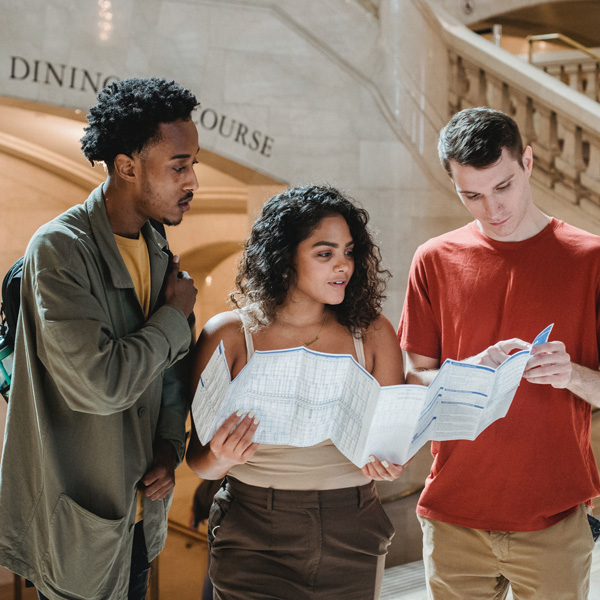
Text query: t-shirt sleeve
397 245 441 360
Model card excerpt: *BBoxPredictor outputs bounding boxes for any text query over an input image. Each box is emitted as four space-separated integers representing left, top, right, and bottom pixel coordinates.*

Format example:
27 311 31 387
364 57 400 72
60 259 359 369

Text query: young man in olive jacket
0 77 199 600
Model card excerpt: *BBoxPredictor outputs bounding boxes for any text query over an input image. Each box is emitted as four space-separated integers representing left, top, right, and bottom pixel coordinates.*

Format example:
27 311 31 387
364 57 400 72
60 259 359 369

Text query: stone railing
525 34 600 103
439 11 600 223
541 59 600 102
530 54 600 103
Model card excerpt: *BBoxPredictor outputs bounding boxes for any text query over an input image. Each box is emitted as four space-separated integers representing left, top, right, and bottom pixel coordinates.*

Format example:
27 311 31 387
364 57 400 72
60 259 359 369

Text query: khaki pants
419 505 595 600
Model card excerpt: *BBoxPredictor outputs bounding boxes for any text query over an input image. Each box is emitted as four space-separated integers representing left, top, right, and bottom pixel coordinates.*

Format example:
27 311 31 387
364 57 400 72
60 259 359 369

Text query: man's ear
113 153 137 182
522 146 533 177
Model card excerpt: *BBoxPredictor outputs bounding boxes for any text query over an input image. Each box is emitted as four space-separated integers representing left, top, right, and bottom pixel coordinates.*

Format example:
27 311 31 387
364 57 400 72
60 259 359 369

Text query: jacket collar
85 184 170 300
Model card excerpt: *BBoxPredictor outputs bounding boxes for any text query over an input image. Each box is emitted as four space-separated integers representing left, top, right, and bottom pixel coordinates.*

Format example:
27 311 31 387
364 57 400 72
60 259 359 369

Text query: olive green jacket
0 185 192 599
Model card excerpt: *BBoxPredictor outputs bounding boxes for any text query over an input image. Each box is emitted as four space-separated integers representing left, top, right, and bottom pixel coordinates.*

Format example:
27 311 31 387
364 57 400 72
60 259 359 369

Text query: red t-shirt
398 218 600 531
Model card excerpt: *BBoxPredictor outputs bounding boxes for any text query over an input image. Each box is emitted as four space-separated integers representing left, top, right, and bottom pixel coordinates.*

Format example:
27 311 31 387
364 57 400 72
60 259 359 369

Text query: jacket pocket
41 494 126 599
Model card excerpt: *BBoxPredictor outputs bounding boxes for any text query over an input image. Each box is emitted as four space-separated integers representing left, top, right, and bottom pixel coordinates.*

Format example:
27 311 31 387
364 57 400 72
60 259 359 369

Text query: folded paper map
191 324 553 467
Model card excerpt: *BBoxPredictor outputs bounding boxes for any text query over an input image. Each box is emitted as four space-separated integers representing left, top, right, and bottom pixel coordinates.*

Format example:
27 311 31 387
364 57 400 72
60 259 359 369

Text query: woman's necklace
279 311 328 347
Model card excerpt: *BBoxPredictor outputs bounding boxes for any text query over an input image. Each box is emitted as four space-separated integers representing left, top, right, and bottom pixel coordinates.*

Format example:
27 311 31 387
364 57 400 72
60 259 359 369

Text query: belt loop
267 487 273 511
358 483 372 508
358 485 365 508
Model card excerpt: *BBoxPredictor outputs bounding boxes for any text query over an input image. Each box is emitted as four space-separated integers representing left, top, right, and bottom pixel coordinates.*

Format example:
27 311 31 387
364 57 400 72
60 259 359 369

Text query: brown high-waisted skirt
208 476 395 600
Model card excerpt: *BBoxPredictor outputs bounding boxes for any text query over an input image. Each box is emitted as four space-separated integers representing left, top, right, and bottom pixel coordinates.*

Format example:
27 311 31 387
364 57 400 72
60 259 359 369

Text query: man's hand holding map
191 324 553 468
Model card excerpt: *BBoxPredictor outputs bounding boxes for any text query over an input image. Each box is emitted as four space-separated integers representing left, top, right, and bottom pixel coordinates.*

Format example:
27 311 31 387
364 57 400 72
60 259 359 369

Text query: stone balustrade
533 55 600 103
441 17 600 223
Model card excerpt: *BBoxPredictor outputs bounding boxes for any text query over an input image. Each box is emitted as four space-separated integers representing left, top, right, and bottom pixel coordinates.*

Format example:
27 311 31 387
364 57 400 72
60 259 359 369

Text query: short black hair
438 107 524 177
231 184 390 334
80 77 199 168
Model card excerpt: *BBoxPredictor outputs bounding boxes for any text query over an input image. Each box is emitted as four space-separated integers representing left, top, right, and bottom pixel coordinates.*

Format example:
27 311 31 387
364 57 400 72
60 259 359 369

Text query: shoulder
551 220 600 250
362 315 398 349
194 311 248 375
362 315 402 360
362 315 404 385
412 223 474 262
28 201 91 249
201 311 245 341
25 207 92 275
29 206 84 243
363 314 396 343
35 186 106 258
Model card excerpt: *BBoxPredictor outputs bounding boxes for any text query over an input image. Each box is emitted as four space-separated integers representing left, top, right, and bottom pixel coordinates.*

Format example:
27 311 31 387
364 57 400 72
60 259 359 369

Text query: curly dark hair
231 185 390 334
80 77 199 168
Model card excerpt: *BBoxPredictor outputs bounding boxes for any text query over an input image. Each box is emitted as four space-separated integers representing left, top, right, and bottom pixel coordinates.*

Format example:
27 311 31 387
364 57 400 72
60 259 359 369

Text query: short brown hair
438 107 524 177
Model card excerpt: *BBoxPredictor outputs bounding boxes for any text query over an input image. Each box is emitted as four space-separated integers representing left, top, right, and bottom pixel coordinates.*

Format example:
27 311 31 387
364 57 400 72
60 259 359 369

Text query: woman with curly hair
186 184 405 599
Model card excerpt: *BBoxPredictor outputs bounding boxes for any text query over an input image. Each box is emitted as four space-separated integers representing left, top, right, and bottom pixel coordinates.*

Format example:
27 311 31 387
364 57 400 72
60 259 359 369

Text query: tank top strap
234 309 364 368
353 334 366 369
233 309 255 361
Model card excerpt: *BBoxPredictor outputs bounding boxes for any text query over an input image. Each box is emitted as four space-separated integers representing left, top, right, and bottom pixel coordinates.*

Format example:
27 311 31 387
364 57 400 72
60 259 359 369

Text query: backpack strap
1 256 24 347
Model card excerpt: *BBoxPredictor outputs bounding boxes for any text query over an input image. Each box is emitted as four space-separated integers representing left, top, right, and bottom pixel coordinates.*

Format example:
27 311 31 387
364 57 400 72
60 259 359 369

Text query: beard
163 215 183 227
140 178 189 227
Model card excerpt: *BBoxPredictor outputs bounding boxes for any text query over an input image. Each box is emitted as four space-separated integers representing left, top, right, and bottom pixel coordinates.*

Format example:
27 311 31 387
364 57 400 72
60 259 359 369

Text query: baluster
579 134 600 207
485 72 505 108
559 65 570 87
501 82 511 115
462 61 479 108
553 118 579 203
529 105 554 186
525 98 537 147
478 68 487 106
507 89 528 135
447 51 462 115
577 64 587 96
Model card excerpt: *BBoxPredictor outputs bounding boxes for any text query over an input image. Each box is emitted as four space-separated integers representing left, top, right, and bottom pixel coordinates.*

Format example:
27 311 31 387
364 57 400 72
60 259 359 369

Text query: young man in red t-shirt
399 107 600 600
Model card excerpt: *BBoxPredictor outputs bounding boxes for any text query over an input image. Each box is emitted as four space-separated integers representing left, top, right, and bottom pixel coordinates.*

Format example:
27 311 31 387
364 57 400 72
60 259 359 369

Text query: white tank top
228 312 371 490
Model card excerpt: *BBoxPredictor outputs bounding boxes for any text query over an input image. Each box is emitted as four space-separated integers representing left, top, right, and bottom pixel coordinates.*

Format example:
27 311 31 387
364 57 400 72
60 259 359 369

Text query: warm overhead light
98 0 113 41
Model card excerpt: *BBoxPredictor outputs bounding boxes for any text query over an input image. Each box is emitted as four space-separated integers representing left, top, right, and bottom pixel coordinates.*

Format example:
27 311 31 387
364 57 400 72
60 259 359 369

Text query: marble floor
380 541 600 600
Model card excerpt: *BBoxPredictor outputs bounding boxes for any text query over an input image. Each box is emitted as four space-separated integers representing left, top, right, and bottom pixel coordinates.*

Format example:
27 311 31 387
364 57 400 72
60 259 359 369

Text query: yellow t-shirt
114 233 151 316
114 233 151 522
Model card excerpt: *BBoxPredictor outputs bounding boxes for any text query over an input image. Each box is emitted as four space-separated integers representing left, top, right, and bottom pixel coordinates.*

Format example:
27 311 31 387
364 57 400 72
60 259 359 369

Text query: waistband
224 476 377 510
